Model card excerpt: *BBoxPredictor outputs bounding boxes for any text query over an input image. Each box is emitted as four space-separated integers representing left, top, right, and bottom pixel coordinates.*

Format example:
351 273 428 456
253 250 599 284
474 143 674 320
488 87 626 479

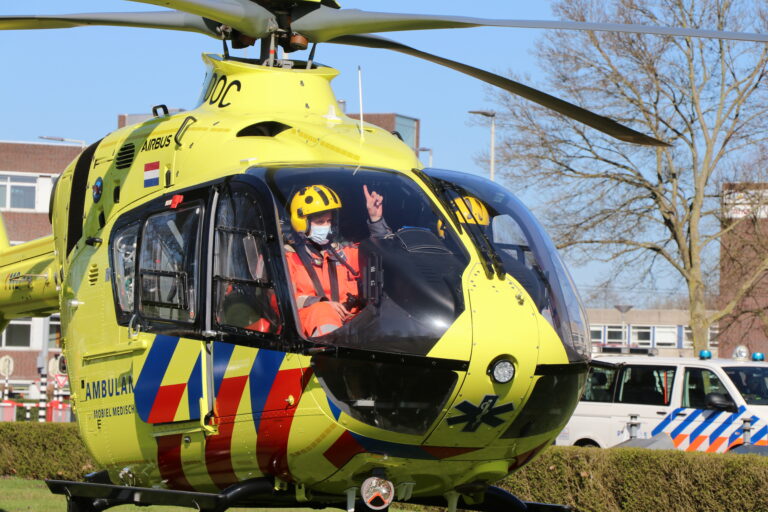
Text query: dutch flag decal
144 161 160 187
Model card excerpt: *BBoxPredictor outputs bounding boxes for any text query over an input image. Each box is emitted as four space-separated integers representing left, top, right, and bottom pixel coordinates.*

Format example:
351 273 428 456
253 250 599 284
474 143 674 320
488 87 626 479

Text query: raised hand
363 184 383 222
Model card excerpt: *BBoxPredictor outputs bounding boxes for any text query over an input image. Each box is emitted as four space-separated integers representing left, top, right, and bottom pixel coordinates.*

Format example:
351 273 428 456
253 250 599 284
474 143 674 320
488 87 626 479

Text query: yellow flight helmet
289 184 343 234
438 196 491 237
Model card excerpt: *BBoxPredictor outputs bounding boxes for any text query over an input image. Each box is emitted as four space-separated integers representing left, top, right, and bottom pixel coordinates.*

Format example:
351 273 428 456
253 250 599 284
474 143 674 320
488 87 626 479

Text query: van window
683 368 731 409
583 366 616 402
724 366 768 405
617 365 676 405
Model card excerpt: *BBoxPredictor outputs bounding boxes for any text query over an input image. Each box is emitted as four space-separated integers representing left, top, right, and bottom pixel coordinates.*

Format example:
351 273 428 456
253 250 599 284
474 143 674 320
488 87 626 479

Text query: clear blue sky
0 1 554 171
3 1 635 294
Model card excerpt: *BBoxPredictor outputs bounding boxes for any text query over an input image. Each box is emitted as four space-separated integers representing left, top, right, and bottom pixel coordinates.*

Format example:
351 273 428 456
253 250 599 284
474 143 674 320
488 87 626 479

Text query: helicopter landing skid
46 477 274 512
46 479 570 512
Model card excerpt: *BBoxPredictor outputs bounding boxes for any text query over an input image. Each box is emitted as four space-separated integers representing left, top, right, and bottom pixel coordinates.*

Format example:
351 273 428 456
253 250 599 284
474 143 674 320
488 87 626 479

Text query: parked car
556 352 768 452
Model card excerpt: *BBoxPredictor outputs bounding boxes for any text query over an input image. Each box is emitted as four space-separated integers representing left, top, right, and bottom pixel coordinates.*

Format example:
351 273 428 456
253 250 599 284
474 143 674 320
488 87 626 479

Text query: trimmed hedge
2 424 768 511
503 446 768 512
0 423 95 480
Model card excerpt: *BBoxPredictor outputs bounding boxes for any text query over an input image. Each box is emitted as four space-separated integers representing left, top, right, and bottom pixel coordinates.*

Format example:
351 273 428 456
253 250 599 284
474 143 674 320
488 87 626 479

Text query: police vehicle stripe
709 406 746 442
653 408 682 435
652 408 684 436
688 410 723 440
752 425 768 444
728 426 743 447
670 409 703 439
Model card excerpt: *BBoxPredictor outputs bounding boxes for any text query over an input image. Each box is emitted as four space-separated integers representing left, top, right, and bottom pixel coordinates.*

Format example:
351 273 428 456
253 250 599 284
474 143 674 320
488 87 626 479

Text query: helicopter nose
425 267 546 447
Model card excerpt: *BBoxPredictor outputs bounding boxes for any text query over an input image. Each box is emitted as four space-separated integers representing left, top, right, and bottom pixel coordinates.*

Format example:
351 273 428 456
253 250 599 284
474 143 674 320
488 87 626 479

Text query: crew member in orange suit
285 184 390 337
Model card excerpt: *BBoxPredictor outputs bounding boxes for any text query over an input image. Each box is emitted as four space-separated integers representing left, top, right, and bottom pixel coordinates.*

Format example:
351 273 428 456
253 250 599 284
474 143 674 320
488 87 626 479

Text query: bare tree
491 0 768 351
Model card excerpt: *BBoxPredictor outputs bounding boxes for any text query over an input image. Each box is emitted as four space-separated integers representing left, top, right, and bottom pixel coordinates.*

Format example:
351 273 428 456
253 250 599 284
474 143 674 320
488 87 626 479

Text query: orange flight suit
285 244 361 337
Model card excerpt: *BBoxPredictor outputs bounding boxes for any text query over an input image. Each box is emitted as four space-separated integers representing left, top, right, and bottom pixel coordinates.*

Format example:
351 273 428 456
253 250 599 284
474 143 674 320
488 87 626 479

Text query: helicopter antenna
306 42 318 70
357 65 365 142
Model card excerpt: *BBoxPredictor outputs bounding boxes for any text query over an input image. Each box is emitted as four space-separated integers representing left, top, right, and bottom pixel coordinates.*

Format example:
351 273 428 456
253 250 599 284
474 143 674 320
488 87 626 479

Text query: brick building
0 141 82 399
347 113 420 152
718 183 768 358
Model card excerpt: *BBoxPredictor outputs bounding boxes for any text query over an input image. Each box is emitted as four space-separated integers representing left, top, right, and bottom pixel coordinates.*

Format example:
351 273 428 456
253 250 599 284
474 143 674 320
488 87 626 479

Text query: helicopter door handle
175 116 197 146
128 314 142 339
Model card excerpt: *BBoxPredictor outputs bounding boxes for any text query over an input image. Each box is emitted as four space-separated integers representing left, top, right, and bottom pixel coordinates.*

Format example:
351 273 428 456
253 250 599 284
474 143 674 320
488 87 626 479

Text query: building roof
0 141 81 174
587 308 715 325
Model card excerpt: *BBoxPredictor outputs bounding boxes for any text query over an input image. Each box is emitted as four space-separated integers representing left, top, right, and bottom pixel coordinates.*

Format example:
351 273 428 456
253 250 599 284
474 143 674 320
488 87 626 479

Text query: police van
556 350 768 452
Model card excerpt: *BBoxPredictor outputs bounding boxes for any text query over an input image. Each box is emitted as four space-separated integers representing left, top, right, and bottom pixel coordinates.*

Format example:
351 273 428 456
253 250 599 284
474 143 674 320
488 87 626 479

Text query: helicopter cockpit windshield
423 168 591 363
262 167 470 357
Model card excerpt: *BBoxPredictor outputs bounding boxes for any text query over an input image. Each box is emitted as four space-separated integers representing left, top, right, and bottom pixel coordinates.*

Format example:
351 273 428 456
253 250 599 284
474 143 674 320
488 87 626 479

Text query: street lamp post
38 136 86 149
614 304 634 346
468 110 496 181
418 147 433 167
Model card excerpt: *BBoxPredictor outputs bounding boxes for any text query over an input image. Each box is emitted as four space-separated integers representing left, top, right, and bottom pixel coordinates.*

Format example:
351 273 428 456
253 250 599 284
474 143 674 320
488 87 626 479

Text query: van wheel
574 439 600 448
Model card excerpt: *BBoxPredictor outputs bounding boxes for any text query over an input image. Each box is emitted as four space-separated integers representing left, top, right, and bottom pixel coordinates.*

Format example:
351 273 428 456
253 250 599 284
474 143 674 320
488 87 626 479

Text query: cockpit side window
138 204 202 324
111 222 140 319
213 185 282 336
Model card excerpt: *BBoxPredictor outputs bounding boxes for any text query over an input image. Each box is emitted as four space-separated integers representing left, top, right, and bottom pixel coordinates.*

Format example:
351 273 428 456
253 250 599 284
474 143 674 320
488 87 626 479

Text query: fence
0 399 72 422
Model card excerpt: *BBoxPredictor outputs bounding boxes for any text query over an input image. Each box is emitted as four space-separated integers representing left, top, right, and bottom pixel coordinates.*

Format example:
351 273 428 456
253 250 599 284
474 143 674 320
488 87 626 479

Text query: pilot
437 195 491 238
438 195 549 310
286 184 390 337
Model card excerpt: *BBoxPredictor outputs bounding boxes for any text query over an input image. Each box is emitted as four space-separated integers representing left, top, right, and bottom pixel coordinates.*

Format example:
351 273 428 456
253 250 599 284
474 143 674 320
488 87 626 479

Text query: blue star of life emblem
446 395 516 432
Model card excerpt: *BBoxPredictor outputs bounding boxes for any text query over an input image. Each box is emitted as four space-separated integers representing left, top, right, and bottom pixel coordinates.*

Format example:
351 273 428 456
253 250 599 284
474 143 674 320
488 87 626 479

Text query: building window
590 326 604 344
394 115 418 151
0 174 37 210
684 327 693 348
2 318 32 348
632 325 652 347
709 325 719 347
683 326 719 348
48 316 61 349
606 324 625 344
655 326 677 347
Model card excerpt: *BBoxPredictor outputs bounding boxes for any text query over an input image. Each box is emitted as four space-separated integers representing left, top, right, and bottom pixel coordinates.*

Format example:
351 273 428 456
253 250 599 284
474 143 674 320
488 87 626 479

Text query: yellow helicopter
2 2 767 512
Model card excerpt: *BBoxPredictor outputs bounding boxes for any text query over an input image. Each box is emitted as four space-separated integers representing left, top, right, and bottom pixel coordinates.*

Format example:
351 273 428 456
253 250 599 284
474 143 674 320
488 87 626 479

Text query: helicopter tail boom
0 231 59 322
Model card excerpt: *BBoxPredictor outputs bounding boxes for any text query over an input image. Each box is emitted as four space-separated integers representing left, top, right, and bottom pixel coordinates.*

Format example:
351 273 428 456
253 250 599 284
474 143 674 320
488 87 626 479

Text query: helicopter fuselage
0 54 588 504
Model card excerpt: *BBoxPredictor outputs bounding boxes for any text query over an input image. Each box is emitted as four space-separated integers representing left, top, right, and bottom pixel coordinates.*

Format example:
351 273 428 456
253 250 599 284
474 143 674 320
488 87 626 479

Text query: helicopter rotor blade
329 34 669 147
125 0 276 38
0 11 220 38
294 6 768 44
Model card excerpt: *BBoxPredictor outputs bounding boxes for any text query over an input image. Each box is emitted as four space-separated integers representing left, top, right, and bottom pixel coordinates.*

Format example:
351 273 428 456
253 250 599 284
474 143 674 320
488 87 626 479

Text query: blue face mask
308 224 331 245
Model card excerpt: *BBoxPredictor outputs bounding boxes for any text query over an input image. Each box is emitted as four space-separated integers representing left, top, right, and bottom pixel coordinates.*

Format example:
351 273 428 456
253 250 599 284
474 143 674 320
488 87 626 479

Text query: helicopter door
207 178 308 424
113 199 212 426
